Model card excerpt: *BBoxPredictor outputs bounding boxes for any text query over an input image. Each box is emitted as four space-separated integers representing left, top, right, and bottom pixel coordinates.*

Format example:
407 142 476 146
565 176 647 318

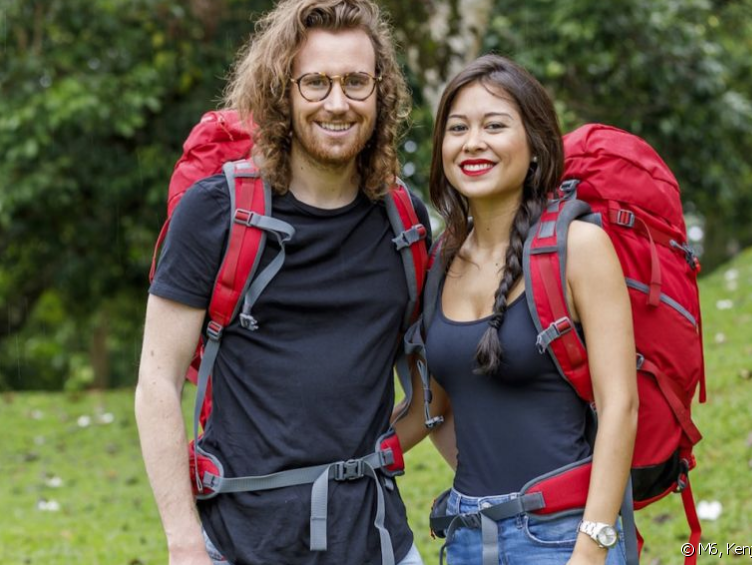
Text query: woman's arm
565 221 639 565
391 358 454 460
429 401 457 470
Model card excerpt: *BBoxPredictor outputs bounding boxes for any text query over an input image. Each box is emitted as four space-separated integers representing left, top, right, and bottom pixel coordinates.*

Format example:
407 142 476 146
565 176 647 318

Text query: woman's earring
532 156 538 163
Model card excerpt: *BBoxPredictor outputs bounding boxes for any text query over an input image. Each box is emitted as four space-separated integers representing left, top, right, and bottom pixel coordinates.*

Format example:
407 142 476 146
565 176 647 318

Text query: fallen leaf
716 299 734 310
37 499 61 512
45 476 63 488
696 500 723 521
724 268 739 281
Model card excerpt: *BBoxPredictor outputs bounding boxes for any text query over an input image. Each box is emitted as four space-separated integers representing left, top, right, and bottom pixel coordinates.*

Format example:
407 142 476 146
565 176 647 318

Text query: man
135 1 429 564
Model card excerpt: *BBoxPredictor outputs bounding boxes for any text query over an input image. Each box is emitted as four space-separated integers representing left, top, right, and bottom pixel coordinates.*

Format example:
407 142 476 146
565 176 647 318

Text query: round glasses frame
290 72 382 102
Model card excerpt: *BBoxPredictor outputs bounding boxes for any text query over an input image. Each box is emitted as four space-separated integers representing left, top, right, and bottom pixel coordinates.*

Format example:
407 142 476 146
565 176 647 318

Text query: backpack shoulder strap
419 236 447 334
384 182 429 329
206 159 270 331
522 193 594 402
191 159 295 494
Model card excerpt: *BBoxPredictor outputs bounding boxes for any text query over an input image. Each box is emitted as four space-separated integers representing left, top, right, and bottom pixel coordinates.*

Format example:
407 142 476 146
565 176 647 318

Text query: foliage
3 252 752 563
485 0 752 270
0 0 274 389
1 0 752 390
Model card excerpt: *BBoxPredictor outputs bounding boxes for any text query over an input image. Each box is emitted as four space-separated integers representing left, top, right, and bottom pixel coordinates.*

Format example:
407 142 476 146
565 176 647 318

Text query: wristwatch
578 520 618 549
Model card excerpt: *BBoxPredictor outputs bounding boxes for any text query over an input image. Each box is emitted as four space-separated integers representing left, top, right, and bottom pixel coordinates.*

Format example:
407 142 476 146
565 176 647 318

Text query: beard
291 120 375 170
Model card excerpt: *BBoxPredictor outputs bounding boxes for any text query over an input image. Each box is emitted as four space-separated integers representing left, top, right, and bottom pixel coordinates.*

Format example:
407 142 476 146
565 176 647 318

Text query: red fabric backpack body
522 124 705 563
420 124 705 565
149 109 429 565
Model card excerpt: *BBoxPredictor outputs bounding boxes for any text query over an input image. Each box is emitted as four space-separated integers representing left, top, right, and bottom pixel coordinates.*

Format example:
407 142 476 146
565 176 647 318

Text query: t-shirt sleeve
149 176 231 309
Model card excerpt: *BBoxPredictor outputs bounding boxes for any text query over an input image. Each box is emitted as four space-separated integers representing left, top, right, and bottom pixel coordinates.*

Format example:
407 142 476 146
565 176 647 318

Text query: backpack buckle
536 317 573 353
614 209 635 228
239 313 259 331
334 459 364 481
206 321 223 341
558 179 580 199
234 209 261 227
458 512 482 529
392 225 427 250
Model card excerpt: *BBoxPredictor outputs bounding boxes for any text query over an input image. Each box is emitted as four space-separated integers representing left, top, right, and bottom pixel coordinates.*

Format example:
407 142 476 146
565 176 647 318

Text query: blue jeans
443 488 627 565
203 529 424 565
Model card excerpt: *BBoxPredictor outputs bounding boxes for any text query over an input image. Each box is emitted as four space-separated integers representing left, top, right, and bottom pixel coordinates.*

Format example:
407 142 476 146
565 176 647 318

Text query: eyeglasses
290 72 381 102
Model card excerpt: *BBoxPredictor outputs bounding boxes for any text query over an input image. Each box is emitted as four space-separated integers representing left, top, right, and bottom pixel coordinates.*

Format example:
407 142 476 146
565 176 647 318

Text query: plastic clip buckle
615 209 636 228
334 459 364 481
392 225 427 250
676 459 691 492
239 313 259 331
206 321 223 341
459 513 482 530
535 317 573 353
234 209 260 227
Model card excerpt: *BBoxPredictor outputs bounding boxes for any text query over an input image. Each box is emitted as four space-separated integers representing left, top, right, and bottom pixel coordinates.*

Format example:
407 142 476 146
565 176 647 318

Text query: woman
396 55 638 564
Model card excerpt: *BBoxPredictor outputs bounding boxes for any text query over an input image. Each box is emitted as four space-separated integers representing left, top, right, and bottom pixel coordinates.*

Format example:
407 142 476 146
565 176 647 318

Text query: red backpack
419 124 705 565
149 110 429 564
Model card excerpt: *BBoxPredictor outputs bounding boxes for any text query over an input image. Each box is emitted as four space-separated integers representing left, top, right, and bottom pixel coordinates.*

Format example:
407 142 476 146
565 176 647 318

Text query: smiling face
289 28 378 172
441 81 532 204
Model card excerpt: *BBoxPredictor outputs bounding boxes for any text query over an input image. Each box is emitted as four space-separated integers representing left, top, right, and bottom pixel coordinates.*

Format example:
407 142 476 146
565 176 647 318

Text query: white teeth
462 163 493 172
319 122 352 132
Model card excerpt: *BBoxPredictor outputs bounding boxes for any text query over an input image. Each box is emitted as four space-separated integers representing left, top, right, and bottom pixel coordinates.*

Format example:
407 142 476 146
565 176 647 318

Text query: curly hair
224 0 411 199
428 54 564 374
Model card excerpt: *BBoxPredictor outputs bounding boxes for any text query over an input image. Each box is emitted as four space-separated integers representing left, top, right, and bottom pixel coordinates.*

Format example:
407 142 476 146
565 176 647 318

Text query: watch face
596 526 618 548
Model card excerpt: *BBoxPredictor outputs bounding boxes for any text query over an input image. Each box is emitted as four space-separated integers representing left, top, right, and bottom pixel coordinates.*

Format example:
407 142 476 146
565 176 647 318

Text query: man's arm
135 294 212 565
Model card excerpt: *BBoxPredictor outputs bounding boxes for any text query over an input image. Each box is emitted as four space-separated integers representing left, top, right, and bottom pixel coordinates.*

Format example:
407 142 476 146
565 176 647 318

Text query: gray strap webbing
391 348 413 424
310 467 332 551
193 337 220 491
403 322 443 428
621 477 639 565
238 214 295 331
429 492 545 534
481 514 497 565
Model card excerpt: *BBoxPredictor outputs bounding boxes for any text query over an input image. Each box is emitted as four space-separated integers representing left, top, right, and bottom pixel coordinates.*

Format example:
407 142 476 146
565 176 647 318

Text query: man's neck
288 145 360 209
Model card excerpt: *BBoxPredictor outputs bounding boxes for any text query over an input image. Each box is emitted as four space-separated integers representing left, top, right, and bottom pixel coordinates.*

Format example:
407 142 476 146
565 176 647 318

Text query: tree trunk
407 0 495 111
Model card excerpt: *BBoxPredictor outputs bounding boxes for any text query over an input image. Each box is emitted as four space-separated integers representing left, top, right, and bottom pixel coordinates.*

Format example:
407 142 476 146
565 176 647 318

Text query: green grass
3 248 752 564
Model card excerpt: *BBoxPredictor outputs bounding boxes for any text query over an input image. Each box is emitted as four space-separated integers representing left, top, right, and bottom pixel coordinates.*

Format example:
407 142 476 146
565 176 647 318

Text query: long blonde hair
224 0 411 199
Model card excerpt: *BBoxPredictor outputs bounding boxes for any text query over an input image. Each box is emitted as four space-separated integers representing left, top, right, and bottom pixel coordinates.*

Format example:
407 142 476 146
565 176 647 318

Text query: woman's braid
474 197 543 375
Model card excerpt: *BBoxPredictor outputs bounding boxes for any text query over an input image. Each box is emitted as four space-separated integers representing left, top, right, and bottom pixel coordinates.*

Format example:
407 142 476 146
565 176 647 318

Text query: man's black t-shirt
150 174 430 565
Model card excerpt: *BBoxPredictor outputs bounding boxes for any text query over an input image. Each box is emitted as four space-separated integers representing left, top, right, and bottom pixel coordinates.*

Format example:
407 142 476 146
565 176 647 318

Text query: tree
0 0 274 389
484 0 752 269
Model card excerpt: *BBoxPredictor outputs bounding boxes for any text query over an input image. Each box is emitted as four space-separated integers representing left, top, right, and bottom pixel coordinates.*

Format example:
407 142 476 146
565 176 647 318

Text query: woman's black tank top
425 284 592 496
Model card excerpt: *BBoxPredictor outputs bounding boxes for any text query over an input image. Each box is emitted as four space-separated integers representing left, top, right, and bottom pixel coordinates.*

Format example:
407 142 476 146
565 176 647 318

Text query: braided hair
429 54 564 375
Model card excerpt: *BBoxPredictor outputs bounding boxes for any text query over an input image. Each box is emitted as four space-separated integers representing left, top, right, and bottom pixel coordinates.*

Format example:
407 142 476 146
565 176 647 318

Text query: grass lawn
3 248 752 564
